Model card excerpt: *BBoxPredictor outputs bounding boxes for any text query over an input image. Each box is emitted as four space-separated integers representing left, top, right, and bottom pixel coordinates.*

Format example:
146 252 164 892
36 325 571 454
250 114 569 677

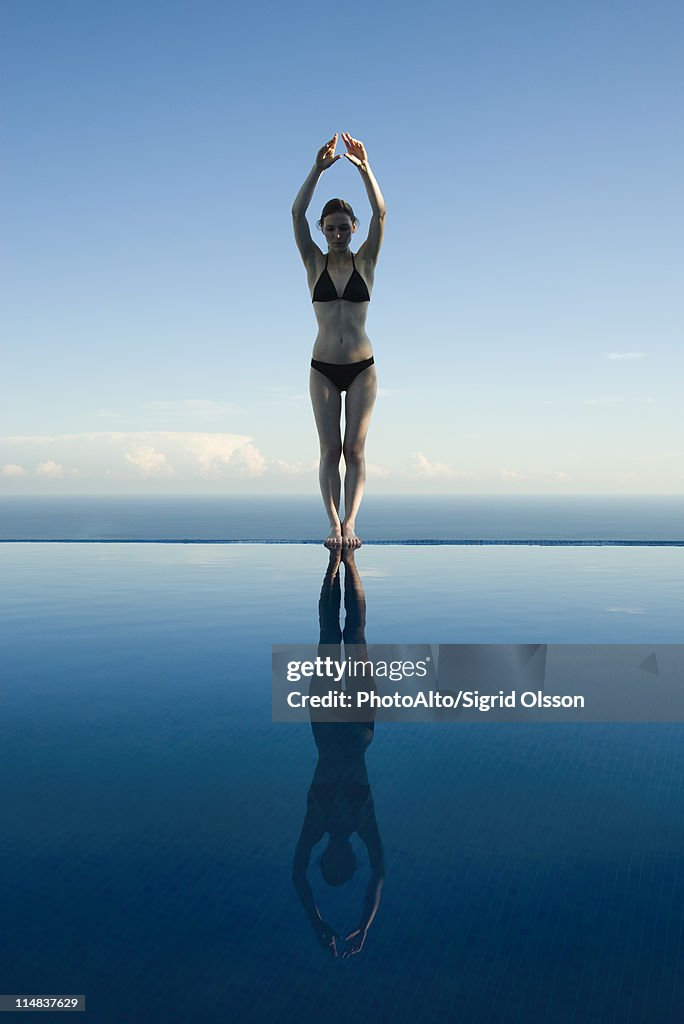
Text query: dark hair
316 198 359 232
319 837 357 886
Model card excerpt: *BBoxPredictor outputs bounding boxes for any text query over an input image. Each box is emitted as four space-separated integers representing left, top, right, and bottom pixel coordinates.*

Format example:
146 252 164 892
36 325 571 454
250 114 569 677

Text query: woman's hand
312 918 340 956
341 927 368 958
316 134 342 170
342 133 368 171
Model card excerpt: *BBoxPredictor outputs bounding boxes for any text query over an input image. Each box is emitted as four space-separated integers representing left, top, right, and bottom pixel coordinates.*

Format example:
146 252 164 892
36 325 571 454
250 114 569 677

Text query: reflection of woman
292 133 386 549
292 550 385 958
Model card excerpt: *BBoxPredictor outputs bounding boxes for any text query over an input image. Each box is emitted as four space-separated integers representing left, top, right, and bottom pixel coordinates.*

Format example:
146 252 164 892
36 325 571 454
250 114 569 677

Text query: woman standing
292 133 386 548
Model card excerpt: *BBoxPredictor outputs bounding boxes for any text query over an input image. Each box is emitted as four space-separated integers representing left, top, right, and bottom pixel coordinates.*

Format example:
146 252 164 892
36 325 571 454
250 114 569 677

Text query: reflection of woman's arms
343 808 385 958
292 829 319 923
361 869 386 926
342 871 384 959
292 813 339 956
360 864 385 932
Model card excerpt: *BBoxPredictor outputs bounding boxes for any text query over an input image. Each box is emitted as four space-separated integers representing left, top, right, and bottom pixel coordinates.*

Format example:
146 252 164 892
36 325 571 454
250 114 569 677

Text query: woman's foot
321 548 339 589
341 546 356 567
324 524 343 549
342 522 362 548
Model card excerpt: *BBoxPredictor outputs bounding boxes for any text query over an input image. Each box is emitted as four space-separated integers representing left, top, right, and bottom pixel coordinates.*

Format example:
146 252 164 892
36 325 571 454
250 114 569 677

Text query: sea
2 494 683 542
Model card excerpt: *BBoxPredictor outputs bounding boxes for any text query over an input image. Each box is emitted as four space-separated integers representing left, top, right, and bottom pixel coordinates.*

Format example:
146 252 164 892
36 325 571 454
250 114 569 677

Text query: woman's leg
310 367 343 547
342 365 377 547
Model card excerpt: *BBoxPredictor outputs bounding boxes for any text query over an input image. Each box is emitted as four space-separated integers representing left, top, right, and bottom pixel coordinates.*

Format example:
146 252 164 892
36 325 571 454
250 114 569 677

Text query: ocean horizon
2 494 684 543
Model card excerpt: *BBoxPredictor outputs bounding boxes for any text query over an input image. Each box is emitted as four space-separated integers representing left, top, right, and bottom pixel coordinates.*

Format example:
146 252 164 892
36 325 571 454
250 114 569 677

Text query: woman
292 133 386 549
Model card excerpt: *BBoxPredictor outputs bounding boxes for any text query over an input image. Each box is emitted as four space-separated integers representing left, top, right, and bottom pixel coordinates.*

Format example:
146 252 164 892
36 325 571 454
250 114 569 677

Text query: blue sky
2 0 682 493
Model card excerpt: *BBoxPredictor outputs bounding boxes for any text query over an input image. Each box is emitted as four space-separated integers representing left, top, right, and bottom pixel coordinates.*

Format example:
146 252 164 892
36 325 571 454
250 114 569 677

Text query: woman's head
319 836 357 886
317 199 358 250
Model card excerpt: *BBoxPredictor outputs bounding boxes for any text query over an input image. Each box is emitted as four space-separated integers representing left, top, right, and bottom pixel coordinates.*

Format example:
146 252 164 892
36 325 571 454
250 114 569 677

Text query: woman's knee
320 441 343 463
343 440 365 465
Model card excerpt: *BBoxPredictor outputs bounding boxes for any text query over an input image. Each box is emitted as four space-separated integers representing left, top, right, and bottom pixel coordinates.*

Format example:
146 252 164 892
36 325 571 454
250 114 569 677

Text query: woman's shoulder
304 247 327 283
354 247 376 265
354 250 377 285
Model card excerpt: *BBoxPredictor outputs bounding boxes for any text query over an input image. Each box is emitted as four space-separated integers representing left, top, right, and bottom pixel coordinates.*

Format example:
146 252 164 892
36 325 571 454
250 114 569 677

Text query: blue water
2 540 684 1022
2 495 684 541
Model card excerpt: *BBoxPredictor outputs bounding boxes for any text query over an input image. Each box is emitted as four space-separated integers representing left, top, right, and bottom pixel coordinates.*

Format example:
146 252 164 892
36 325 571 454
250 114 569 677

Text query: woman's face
322 214 355 251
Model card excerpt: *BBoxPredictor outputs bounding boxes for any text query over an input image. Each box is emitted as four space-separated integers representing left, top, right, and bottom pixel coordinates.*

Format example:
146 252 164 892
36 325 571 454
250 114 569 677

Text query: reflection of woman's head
320 836 357 886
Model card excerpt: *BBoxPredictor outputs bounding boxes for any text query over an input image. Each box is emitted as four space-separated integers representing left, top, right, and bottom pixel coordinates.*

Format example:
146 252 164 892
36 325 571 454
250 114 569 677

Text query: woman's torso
308 724 375 840
310 781 372 837
307 249 376 363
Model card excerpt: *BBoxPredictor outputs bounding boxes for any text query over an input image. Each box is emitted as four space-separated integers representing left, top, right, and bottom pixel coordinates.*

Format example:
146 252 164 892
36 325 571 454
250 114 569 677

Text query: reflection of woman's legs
319 550 343 648
342 550 376 721
342 550 366 647
312 550 343 736
342 366 377 546
310 369 343 545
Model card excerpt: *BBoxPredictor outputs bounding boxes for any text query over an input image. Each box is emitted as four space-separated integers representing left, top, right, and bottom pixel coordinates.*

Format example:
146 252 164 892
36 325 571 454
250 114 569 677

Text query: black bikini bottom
310 356 375 393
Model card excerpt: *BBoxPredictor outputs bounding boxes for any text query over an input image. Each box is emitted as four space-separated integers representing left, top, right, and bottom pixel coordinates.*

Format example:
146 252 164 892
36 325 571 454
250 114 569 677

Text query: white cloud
410 452 454 478
2 463 26 476
36 460 65 478
366 463 390 478
180 433 267 477
1 431 268 481
125 446 175 478
500 468 526 479
606 352 645 360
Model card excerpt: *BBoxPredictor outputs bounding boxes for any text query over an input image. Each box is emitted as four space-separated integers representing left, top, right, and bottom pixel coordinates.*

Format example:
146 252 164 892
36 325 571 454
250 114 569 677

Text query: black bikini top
312 252 370 304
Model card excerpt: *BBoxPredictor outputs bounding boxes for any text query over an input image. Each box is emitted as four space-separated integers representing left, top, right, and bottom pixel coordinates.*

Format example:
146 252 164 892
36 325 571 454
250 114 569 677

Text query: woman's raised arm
291 134 341 265
342 133 386 264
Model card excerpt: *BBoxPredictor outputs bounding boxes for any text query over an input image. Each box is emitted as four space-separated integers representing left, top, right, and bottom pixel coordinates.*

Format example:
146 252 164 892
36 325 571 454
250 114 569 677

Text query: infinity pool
2 543 683 1023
